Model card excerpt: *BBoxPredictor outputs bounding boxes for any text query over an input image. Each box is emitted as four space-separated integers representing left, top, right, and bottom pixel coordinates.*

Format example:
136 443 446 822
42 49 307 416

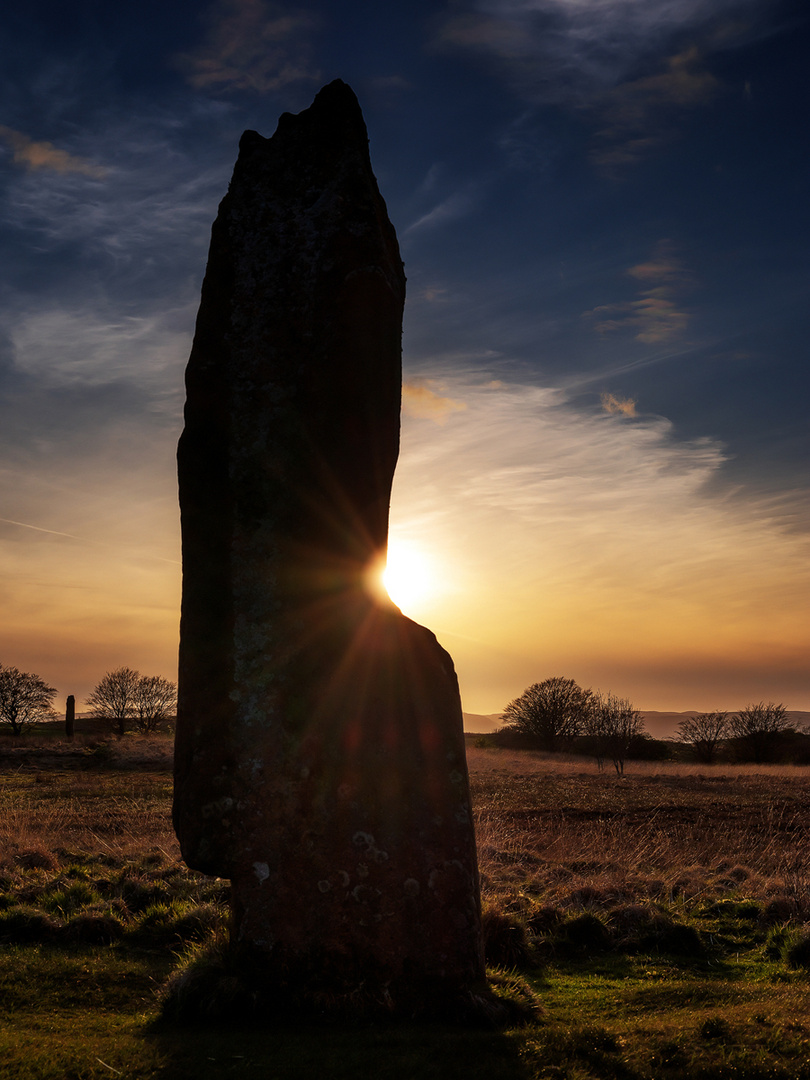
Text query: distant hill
640 711 698 740
641 710 810 740
462 712 502 733
464 709 810 740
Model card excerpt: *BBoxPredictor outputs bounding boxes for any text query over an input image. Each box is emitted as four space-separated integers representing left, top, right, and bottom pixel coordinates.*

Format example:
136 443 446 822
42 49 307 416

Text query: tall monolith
174 80 484 1012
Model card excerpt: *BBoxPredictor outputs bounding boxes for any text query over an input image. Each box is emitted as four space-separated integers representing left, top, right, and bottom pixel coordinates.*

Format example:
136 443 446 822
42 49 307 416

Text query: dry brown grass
468 746 810 918
2 738 809 922
0 771 179 868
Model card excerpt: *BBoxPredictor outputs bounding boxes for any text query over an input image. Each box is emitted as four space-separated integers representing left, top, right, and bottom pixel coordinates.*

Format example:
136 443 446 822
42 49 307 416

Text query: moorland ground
0 730 808 1079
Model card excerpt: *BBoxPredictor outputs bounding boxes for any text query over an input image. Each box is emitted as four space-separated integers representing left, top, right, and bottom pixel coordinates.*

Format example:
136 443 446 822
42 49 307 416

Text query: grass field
1 734 808 1078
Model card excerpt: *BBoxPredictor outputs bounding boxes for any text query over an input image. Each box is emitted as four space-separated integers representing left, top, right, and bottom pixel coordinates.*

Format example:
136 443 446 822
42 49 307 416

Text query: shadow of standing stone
174 81 486 1015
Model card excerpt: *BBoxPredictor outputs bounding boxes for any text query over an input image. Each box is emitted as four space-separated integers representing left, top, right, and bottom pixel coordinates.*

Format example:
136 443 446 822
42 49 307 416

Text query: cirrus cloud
433 1 771 170
402 380 467 423
433 0 760 101
0 125 107 178
177 0 320 94
388 367 810 712
583 241 694 344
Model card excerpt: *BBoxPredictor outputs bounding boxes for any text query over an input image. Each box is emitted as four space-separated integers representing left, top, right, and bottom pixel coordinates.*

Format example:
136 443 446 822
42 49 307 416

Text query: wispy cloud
434 0 756 101
587 295 691 344
0 99 242 703
404 187 481 235
0 125 107 178
418 286 451 304
626 243 695 290
583 241 694 344
389 369 810 710
4 302 193 413
434 1 770 169
600 392 636 417
1 114 226 257
592 45 719 171
177 0 320 94
402 380 467 424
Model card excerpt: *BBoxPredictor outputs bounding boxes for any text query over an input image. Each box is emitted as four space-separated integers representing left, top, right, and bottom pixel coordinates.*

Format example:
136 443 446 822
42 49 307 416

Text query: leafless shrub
132 675 177 733
677 712 728 763
87 668 177 737
0 664 56 735
729 702 790 763
583 692 645 774
87 667 142 737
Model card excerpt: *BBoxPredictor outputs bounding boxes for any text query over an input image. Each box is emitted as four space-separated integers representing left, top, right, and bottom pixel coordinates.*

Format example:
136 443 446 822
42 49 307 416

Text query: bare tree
677 712 728 764
87 667 141 737
0 664 57 736
501 677 592 752
728 702 790 763
581 697 609 771
132 675 177 733
586 692 645 775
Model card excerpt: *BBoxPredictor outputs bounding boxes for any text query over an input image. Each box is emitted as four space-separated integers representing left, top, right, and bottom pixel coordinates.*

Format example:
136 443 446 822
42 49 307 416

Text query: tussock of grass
65 910 125 944
559 911 613 953
158 935 248 1024
785 929 810 969
481 907 534 968
0 905 63 943
0 842 228 958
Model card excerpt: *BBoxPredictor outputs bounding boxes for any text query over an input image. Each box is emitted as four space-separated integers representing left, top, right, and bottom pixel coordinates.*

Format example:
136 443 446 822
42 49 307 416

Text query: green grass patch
3 892 807 1079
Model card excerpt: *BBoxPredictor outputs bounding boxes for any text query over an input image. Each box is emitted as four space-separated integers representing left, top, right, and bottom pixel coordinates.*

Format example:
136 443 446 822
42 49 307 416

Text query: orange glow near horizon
1 372 808 717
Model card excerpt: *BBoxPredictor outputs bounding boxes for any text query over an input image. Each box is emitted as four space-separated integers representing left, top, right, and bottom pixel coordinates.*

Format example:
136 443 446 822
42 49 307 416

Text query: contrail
0 517 86 541
0 517 180 565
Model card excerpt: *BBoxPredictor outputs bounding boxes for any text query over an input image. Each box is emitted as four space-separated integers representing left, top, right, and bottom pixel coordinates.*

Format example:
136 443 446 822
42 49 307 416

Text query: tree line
498 677 645 774
0 663 176 736
1 660 804 762
674 705 798 764
496 677 806 767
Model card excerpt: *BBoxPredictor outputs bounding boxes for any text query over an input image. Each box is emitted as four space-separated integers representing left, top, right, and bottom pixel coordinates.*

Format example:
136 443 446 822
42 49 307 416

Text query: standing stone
65 695 75 740
174 80 484 1011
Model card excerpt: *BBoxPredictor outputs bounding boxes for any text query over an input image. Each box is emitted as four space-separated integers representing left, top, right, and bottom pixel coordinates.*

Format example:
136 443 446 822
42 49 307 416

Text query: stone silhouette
174 80 484 1011
65 694 75 740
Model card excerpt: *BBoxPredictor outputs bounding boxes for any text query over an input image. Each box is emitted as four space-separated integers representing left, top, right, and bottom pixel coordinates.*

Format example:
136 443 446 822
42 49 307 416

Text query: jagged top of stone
240 79 368 157
231 78 377 216
217 78 403 311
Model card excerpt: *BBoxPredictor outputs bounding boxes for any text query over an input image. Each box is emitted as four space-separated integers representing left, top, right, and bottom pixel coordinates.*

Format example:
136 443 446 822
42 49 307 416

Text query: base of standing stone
159 935 539 1027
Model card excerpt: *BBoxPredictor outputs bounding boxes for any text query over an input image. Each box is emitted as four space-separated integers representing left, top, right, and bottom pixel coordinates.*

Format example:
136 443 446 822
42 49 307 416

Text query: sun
368 538 435 614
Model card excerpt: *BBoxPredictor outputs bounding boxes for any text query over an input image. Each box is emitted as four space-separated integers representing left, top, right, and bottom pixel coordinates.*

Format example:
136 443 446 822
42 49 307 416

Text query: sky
0 0 808 718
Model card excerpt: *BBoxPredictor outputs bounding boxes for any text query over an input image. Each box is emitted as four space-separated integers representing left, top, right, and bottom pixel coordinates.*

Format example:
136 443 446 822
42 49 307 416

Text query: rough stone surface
174 80 484 1002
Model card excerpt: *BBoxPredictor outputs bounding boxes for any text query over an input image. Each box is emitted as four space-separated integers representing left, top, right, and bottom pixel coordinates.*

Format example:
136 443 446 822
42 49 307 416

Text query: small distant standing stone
65 695 75 740
174 80 485 1011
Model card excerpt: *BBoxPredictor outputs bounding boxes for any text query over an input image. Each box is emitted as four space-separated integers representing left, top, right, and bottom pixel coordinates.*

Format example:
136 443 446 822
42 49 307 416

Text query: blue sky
0 0 807 714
